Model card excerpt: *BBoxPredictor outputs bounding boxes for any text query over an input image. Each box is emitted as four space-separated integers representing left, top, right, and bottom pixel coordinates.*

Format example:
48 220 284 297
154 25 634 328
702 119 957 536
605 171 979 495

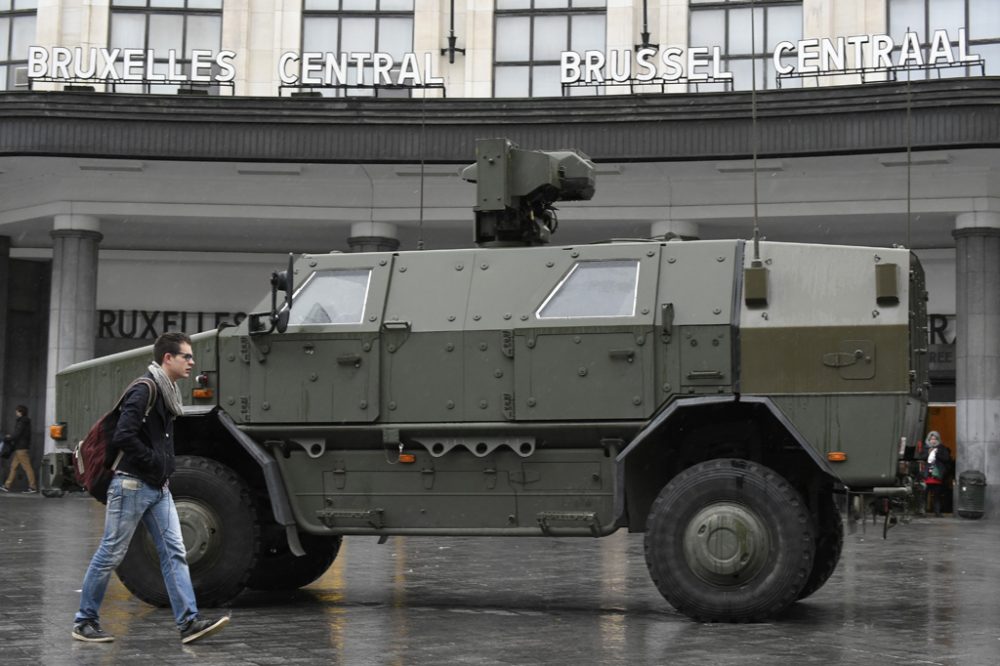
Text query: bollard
957 470 986 519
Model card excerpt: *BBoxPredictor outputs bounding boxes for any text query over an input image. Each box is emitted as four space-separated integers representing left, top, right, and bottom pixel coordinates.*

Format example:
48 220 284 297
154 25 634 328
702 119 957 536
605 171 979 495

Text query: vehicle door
512 244 660 421
244 254 392 424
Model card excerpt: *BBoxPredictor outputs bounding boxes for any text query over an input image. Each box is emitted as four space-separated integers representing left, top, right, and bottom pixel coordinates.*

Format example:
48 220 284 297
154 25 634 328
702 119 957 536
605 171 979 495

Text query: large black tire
797 492 844 600
644 458 816 622
117 456 259 608
246 531 342 591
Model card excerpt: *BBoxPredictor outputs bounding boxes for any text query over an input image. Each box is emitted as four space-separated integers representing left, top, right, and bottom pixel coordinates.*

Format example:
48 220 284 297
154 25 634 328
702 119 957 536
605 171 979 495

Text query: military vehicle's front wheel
117 456 259 607
644 458 816 622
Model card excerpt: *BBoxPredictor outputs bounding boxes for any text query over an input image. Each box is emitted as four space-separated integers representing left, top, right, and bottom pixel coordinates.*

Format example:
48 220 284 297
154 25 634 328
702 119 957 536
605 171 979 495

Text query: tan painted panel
741 325 909 394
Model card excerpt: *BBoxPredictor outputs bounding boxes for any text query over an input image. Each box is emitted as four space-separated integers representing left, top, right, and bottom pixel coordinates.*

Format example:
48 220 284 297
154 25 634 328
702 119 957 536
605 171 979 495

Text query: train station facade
0 0 998 510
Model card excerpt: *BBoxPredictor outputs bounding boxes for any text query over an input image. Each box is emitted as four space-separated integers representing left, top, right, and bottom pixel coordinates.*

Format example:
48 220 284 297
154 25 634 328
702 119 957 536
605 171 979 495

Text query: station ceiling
1 78 997 254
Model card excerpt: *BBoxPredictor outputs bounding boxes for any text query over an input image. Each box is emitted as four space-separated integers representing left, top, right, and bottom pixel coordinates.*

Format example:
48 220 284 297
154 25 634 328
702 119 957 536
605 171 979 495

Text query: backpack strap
109 377 159 471
133 377 158 418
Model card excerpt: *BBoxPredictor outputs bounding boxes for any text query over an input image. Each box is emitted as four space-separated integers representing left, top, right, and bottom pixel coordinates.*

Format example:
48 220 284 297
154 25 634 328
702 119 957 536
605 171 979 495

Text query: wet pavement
1 492 998 665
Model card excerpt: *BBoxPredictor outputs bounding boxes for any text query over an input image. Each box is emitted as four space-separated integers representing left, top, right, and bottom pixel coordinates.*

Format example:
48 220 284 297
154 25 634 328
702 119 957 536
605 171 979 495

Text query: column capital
50 228 104 243
348 222 399 252
954 211 1000 237
651 220 699 240
953 227 1000 241
53 213 101 233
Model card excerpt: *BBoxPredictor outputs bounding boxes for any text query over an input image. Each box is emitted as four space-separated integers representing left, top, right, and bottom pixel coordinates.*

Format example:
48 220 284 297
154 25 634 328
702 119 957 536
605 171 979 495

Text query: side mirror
270 253 294 334
276 309 290 333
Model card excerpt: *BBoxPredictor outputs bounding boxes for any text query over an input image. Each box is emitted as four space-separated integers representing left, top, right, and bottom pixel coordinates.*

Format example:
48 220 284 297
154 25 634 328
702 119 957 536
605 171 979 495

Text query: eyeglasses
175 353 195 361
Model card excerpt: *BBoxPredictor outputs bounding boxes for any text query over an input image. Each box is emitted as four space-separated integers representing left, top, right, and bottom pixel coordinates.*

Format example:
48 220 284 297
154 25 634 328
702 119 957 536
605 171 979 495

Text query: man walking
72 332 230 644
2 405 37 493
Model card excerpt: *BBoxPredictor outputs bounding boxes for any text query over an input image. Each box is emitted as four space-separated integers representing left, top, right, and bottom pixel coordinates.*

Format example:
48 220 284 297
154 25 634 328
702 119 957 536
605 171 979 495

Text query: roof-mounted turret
461 138 595 247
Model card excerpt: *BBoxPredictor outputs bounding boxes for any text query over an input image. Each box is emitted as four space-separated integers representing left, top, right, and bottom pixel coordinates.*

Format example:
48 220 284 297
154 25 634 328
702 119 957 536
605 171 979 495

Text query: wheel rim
682 501 771 586
175 499 221 566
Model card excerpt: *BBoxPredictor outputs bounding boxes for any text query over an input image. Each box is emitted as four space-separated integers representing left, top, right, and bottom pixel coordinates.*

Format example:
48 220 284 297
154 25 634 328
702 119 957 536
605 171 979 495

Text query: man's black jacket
109 371 176 488
11 415 30 450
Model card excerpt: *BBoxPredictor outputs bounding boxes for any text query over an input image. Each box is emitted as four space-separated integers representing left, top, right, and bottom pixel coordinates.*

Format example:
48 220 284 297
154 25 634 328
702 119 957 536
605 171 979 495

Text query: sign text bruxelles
98 309 247 340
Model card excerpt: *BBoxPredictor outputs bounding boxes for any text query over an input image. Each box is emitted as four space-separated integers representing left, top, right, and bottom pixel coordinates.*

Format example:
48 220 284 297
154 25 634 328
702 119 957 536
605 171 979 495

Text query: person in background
2 405 37 493
924 431 952 518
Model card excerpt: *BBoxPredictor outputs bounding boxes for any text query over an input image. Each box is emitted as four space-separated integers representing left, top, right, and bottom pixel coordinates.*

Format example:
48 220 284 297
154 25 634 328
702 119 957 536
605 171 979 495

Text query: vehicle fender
616 394 837 478
214 409 305 556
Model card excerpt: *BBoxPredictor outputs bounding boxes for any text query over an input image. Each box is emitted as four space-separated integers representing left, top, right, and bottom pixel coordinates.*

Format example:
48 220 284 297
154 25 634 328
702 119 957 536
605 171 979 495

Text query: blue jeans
75 474 199 629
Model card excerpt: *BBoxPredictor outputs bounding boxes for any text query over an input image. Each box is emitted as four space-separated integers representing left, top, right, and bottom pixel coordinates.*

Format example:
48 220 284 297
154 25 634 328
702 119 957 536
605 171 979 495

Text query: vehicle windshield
288 269 372 325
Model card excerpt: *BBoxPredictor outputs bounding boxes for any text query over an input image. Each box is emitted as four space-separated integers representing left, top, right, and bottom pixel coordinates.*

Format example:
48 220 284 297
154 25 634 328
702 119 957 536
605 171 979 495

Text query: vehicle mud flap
215 409 304 556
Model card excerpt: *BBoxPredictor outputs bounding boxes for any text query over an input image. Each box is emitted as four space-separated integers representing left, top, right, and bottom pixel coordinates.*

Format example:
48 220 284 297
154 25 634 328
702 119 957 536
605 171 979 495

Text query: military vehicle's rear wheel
797 492 843 600
247 531 342 591
117 456 259 607
644 458 816 622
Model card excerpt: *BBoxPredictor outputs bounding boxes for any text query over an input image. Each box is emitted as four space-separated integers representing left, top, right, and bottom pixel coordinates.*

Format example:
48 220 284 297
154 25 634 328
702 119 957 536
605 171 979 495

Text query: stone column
0 236 9 419
44 215 102 454
651 220 699 240
348 222 400 252
952 212 1000 518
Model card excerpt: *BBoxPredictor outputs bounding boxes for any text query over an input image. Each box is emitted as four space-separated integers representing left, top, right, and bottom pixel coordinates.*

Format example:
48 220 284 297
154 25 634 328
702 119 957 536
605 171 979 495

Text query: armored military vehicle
49 138 929 622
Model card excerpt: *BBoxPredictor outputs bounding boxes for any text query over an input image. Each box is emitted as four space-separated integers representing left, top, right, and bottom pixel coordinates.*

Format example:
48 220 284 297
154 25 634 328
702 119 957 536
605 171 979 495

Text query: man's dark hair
153 332 193 365
15 405 27 416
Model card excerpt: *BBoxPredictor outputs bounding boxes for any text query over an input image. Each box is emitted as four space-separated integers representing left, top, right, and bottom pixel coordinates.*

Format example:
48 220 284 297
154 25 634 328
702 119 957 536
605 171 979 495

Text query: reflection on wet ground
1 493 998 665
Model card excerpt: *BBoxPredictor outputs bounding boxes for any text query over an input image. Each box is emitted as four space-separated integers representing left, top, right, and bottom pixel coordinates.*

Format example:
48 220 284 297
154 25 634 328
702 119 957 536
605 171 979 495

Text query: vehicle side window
536 260 640 319
289 269 372 325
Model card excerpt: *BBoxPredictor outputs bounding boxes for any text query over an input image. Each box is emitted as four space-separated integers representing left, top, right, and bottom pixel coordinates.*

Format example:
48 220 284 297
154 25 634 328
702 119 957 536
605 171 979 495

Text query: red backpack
72 378 157 503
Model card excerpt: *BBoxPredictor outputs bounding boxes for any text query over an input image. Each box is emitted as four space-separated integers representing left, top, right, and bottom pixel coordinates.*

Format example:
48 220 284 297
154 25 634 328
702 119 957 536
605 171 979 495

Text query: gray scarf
148 363 184 416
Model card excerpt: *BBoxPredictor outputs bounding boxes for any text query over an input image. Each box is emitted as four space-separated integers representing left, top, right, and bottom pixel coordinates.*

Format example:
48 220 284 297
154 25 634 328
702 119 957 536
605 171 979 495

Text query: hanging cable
750 0 761 264
418 91 426 250
905 34 913 249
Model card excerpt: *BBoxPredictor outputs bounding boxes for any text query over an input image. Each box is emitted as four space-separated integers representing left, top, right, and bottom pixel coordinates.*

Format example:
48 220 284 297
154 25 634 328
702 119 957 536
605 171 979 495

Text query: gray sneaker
72 620 114 643
180 615 230 644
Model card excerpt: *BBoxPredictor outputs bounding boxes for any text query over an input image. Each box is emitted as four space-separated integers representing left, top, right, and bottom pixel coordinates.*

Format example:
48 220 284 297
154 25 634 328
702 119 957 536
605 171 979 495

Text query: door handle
337 353 362 367
609 349 635 362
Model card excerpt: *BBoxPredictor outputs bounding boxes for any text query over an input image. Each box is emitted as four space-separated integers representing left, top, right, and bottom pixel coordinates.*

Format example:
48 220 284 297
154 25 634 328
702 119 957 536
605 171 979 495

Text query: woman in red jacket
924 431 951 517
